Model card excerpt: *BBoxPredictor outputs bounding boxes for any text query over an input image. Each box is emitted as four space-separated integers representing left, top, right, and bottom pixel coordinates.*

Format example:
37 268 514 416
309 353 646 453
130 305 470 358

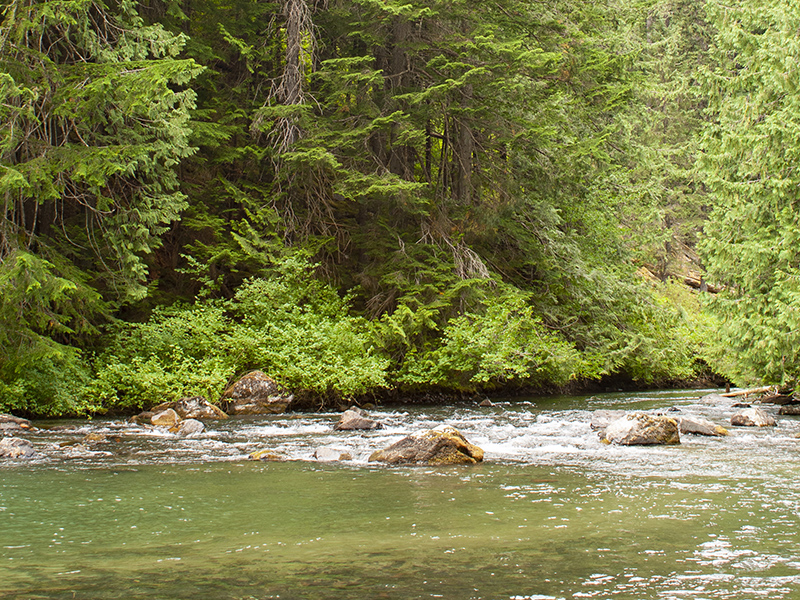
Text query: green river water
2 390 799 599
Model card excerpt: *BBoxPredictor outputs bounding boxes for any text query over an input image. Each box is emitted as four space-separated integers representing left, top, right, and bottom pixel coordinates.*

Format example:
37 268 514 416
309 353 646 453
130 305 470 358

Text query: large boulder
369 425 484 465
677 414 729 437
221 371 294 415
0 437 37 459
0 413 33 434
150 397 228 420
731 407 776 427
333 407 383 431
603 413 680 445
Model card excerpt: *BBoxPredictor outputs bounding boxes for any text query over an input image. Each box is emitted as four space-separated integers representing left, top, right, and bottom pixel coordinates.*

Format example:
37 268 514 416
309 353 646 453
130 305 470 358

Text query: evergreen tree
700 0 800 385
0 0 201 412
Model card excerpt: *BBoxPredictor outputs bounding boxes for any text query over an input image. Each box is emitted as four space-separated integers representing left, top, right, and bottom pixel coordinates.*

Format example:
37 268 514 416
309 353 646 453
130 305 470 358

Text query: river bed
2 389 800 599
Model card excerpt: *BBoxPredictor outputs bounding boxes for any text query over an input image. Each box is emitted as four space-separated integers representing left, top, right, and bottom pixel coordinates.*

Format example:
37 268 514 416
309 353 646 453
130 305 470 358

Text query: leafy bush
89 257 388 409
379 287 587 391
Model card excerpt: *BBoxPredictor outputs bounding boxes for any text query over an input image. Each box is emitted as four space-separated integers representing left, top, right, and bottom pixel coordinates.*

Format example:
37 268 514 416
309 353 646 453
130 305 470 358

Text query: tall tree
700 0 800 385
0 0 200 412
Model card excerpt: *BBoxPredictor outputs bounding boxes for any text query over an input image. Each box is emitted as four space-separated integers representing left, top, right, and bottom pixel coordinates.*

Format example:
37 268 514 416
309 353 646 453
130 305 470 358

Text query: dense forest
1 0 798 416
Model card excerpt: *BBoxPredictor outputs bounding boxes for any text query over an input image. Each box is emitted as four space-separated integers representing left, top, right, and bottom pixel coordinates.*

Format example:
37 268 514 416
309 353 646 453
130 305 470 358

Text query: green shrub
89 257 388 409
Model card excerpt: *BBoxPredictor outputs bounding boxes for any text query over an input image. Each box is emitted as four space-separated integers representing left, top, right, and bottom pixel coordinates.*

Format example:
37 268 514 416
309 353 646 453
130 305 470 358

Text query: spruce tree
0 0 200 412
700 0 800 385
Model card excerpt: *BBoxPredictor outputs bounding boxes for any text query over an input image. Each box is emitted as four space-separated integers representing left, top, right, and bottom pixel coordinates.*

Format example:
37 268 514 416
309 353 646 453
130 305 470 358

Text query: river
2 389 800 599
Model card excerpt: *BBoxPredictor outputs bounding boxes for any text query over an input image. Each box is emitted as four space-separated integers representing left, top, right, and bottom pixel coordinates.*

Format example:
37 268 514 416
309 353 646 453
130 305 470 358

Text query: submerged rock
676 415 729 437
249 448 283 461
333 407 383 431
0 413 33 434
699 393 729 405
313 447 353 462
731 407 776 427
222 371 294 415
369 425 484 465
603 413 680 445
151 397 228 420
0 437 36 459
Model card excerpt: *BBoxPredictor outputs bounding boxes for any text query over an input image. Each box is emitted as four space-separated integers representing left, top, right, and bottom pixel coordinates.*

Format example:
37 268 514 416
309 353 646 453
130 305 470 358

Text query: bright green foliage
613 0 713 277
0 0 726 414
699 0 800 386
0 250 98 414
90 256 388 409
0 0 201 410
393 288 586 391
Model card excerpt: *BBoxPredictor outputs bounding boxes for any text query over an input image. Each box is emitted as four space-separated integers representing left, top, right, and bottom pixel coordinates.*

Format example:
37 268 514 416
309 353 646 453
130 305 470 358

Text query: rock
333 407 383 431
249 448 283 461
151 409 180 428
602 413 681 445
590 410 626 433
731 407 777 427
699 393 729 405
760 394 793 405
778 404 800 415
369 425 484 465
731 402 751 408
150 396 228 420
221 371 294 415
676 415 728 437
478 399 495 407
313 447 353 462
0 437 37 459
130 411 154 425
175 419 205 436
0 413 33 434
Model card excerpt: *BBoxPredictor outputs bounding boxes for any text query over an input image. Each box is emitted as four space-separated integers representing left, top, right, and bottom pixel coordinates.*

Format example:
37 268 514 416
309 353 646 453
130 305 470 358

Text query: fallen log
720 386 774 398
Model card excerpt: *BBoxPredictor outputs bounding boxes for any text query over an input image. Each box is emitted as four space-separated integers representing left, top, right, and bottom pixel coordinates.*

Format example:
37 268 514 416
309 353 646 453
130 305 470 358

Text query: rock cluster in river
0 413 33 434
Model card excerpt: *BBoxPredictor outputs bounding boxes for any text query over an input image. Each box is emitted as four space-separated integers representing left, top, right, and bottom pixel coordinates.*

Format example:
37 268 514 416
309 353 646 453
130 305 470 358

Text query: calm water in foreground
2 389 800 599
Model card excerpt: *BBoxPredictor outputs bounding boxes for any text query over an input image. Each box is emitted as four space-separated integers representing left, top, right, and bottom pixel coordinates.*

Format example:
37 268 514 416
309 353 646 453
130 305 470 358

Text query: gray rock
699 393 729 405
221 371 294 415
603 413 681 445
677 414 729 437
333 407 383 431
731 407 777 427
0 413 33 434
369 425 484 465
0 437 37 459
175 419 205 436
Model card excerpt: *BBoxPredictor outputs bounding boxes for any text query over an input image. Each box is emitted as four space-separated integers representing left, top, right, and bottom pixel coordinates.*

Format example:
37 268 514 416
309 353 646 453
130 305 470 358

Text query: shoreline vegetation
3 1 799 418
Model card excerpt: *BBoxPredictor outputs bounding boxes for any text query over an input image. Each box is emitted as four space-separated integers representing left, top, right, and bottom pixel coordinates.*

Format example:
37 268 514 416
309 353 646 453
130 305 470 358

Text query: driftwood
720 386 774 398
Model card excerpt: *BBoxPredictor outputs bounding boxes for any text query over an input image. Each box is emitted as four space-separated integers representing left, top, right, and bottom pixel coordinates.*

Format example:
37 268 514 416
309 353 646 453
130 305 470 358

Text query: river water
2 389 800 599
